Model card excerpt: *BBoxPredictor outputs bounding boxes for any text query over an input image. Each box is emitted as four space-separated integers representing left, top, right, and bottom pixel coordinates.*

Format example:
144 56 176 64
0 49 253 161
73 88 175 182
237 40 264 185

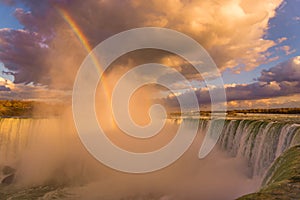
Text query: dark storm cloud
13 8 56 34
0 28 50 84
0 85 10 91
258 57 300 83
0 0 15 5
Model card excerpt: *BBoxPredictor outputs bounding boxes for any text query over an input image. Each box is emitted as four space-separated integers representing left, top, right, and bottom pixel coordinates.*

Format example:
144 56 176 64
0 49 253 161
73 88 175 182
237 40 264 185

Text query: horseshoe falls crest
0 116 299 199
218 119 300 177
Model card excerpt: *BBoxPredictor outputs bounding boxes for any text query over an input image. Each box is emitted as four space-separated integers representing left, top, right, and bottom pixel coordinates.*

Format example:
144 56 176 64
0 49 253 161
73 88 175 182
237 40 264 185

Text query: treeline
169 107 300 117
169 110 213 117
230 108 300 114
0 100 67 117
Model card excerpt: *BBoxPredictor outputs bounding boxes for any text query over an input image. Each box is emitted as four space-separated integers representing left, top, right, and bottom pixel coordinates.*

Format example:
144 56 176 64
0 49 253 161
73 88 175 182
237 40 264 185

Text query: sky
0 0 299 109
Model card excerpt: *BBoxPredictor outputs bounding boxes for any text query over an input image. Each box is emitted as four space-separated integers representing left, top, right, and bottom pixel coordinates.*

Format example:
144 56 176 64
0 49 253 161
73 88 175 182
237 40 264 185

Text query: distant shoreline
0 100 299 118
170 107 300 117
0 100 66 117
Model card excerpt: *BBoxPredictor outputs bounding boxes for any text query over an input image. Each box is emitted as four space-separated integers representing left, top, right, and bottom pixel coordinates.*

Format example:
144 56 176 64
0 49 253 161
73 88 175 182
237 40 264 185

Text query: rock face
1 174 15 185
0 165 16 185
2 166 16 175
237 145 300 200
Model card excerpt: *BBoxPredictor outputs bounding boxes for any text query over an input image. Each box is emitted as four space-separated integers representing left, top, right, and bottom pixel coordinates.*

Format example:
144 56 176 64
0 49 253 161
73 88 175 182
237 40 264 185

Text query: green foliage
237 145 300 200
0 100 66 117
169 108 300 118
0 100 33 117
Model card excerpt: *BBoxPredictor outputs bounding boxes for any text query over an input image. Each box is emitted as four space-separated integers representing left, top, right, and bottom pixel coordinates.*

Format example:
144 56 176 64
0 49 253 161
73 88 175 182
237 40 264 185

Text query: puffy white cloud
0 0 284 88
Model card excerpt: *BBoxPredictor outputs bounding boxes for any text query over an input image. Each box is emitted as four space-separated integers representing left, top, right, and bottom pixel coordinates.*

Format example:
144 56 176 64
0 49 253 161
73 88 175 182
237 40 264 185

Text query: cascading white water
0 118 40 164
0 117 99 187
217 119 300 177
1 118 299 179
0 116 299 199
0 118 62 165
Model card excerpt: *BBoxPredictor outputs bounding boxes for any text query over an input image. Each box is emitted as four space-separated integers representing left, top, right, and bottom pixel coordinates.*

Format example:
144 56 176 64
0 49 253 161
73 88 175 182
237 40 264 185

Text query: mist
0 54 261 199
0 113 260 200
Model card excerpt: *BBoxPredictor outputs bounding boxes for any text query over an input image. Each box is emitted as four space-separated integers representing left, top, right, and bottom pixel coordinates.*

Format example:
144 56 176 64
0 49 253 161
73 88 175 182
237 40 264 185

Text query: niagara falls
0 0 300 199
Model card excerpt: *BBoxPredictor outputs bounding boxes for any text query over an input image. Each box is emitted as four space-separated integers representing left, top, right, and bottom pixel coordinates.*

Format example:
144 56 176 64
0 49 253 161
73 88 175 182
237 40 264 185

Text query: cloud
227 94 300 109
0 82 71 100
276 45 296 55
224 56 300 102
258 56 300 83
0 0 284 88
277 37 287 43
0 28 50 84
0 0 15 5
0 76 12 91
293 16 300 21
163 56 300 108
0 76 70 100
0 85 10 91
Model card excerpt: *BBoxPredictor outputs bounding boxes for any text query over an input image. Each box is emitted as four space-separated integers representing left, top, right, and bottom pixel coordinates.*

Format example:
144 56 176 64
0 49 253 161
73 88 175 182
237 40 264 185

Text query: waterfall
218 119 300 177
0 118 66 163
0 117 108 186
1 117 299 186
0 118 40 164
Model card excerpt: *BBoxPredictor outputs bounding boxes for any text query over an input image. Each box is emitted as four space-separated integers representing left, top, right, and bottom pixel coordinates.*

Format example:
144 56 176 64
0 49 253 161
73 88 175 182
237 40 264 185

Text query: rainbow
57 8 92 53
56 6 115 128
56 7 101 74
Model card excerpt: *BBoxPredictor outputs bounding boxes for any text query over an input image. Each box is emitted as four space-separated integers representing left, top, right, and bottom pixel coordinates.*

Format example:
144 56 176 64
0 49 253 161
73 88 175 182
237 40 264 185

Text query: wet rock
1 173 15 185
1 165 16 185
2 166 16 175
